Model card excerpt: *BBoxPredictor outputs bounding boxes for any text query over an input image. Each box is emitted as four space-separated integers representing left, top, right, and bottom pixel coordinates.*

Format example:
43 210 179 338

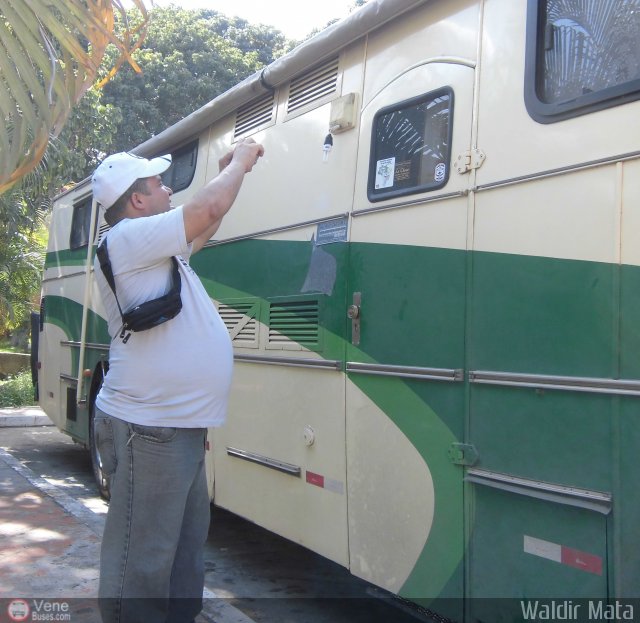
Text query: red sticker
561 546 603 575
306 471 325 488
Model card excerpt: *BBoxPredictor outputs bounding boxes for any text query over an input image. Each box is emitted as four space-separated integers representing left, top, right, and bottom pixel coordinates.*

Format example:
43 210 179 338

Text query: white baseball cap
92 152 172 209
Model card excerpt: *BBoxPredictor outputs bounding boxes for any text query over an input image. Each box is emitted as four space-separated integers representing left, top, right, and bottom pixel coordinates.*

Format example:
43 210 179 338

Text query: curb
0 407 53 427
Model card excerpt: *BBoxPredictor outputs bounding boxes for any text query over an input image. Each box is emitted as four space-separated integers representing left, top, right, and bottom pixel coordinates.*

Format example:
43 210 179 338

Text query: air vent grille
287 56 339 115
97 222 111 243
234 93 275 139
268 300 319 349
219 301 259 348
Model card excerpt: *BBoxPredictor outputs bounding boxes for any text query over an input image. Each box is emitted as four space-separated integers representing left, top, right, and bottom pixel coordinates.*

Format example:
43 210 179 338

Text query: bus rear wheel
89 388 111 501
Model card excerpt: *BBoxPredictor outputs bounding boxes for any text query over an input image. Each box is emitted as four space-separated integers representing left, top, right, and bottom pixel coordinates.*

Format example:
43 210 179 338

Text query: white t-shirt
94 206 233 428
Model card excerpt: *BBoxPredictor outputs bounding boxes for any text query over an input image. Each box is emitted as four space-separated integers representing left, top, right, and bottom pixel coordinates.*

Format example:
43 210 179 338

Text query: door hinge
455 148 486 174
449 443 479 466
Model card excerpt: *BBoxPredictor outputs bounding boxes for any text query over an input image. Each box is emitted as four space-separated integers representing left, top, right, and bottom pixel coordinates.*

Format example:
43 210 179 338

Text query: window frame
367 86 454 203
524 0 640 124
160 140 198 193
69 194 97 250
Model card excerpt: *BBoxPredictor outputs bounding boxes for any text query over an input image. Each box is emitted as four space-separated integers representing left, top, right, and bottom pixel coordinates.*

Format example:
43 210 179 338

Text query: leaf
0 0 150 195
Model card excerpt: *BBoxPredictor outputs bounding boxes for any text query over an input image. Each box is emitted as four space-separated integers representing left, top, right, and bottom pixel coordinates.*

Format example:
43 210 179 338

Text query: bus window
367 87 453 202
525 0 640 123
69 195 95 249
161 140 198 193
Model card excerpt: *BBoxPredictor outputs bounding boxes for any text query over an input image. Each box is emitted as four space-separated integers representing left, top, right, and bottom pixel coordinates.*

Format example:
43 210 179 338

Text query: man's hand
219 138 264 173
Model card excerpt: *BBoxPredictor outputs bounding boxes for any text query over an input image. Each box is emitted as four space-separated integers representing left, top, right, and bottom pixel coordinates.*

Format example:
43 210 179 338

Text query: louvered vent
234 93 275 139
268 300 320 350
96 222 111 245
287 56 339 115
218 301 259 348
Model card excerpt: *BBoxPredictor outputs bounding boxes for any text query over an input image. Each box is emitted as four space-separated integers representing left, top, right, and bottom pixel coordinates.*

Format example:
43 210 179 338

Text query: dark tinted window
69 195 95 250
525 0 640 122
161 141 198 192
368 88 453 202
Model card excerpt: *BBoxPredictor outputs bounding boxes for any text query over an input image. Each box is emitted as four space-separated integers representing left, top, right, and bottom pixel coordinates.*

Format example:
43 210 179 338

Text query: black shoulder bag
96 239 183 343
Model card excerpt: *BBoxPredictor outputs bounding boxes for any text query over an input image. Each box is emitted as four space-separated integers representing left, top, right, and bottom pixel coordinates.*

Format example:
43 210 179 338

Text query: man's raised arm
185 138 264 253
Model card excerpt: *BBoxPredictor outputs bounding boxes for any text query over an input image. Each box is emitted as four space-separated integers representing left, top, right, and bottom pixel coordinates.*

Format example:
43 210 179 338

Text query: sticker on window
435 162 446 183
375 157 395 189
395 160 411 182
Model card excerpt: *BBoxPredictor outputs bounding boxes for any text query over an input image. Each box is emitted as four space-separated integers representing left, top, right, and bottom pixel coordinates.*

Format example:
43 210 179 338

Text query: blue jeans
95 409 209 623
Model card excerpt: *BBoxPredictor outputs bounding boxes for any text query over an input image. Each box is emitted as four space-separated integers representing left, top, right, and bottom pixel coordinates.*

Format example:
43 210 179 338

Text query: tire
89 377 111 501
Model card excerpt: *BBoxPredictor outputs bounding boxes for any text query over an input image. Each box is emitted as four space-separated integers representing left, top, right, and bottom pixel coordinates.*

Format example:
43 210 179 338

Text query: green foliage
100 6 291 152
55 89 123 183
0 338 25 353
0 370 35 408
0 176 47 337
0 88 121 338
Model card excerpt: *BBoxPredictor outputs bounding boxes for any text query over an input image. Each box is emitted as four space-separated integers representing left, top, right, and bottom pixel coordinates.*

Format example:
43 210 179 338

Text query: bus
36 0 640 619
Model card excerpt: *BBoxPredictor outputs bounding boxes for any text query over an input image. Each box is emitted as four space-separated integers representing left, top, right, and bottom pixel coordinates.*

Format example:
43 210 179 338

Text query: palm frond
0 0 149 195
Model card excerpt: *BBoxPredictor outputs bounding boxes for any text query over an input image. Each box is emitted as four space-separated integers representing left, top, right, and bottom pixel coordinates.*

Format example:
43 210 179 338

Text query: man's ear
129 191 146 213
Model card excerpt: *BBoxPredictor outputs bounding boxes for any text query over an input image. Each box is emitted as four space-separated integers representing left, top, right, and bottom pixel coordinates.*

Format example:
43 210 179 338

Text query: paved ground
0 408 102 621
0 408 238 623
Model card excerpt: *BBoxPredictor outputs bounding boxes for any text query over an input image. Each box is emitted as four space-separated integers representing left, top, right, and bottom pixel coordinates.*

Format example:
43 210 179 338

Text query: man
91 138 264 623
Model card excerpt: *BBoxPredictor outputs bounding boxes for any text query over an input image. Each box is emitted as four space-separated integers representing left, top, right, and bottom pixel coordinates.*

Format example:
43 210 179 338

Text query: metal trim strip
346 362 463 381
475 150 640 192
351 191 465 217
469 370 640 396
234 354 341 370
42 270 88 283
61 341 109 352
226 447 301 477
466 468 612 515
206 213 349 247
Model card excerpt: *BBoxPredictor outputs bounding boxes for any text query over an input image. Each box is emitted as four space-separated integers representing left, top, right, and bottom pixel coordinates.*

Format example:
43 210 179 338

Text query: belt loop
126 423 137 446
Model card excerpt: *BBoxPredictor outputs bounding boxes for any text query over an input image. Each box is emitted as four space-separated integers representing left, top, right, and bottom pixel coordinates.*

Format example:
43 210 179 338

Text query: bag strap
96 239 182 341
96 239 125 318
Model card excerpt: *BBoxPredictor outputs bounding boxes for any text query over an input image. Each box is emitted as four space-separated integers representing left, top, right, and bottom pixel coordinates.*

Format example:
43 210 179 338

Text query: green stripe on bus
44 247 94 269
42 295 110 346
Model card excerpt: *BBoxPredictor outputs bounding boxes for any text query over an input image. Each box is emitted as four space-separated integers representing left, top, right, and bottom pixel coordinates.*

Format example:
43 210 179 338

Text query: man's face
140 175 173 216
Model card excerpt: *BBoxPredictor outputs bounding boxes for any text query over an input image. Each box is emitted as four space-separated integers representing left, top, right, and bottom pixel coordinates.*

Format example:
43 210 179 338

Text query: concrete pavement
0 408 254 623
0 408 103 621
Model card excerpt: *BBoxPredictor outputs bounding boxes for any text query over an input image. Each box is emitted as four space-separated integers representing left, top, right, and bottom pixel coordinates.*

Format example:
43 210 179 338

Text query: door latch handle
349 292 361 345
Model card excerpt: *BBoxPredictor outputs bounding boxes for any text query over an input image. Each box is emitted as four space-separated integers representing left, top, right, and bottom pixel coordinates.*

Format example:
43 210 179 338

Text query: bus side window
69 195 95 250
161 140 198 193
367 87 454 203
525 0 640 123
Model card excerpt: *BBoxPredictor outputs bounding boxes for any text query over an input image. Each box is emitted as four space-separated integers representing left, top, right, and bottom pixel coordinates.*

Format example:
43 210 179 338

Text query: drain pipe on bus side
76 196 100 407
